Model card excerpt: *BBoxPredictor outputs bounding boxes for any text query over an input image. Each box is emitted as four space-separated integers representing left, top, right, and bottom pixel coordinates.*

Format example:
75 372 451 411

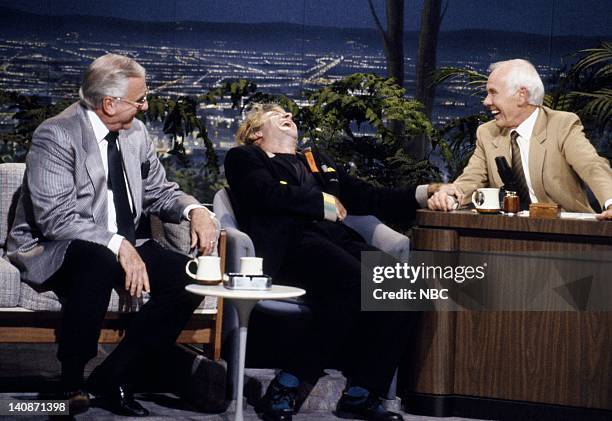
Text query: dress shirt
512 108 539 204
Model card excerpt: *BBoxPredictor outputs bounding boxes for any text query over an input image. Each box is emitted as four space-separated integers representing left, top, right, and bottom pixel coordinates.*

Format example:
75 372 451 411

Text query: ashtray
223 273 272 290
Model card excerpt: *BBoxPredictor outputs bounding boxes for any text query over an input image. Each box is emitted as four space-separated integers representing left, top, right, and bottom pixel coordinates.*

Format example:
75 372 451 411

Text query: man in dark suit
224 104 457 421
7 54 219 416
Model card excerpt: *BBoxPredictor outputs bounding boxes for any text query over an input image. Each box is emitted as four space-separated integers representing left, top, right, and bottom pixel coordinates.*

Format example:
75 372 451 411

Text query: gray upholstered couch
0 163 220 354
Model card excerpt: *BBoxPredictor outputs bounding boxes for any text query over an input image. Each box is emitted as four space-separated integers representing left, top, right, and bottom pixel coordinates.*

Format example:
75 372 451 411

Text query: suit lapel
528 108 548 202
79 105 108 225
118 131 141 221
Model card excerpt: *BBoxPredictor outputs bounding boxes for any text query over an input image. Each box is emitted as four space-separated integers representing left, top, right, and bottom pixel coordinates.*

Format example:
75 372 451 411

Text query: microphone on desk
495 156 517 192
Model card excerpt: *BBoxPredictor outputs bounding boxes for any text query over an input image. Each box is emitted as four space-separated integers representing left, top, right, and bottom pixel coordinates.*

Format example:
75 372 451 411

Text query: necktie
106 131 135 244
510 130 531 210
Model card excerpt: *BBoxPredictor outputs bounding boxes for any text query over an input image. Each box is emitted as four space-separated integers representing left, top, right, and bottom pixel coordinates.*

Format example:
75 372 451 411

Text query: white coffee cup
240 257 263 275
185 255 222 284
471 188 501 213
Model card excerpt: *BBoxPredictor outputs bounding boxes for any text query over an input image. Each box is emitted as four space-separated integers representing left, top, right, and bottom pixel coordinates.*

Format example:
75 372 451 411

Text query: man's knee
61 240 121 288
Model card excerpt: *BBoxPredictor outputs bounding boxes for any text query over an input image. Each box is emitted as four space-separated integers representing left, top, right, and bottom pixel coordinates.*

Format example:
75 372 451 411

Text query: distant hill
0 6 605 46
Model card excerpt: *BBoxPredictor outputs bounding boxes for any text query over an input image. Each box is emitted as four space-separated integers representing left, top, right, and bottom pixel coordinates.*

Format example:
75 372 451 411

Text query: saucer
476 208 501 214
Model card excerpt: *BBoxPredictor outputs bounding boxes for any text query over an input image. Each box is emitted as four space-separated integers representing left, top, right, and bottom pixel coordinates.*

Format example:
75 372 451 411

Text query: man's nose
483 95 492 106
284 112 292 119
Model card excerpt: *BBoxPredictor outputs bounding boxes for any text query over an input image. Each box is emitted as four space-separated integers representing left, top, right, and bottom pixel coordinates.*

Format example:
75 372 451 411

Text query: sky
0 0 610 36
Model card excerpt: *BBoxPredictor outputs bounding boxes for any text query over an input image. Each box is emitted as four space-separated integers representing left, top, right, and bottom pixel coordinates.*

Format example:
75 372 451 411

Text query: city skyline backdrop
1 0 610 36
0 1 609 155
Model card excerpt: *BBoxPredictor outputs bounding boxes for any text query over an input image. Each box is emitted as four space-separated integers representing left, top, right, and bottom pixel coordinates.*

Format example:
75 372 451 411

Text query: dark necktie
106 131 135 244
510 130 531 210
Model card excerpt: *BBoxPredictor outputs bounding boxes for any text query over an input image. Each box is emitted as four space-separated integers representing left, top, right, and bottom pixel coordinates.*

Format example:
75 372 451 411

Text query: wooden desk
404 210 612 419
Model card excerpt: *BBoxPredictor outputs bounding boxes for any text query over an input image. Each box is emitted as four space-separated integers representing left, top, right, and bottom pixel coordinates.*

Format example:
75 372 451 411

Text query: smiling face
483 66 532 129
259 110 298 143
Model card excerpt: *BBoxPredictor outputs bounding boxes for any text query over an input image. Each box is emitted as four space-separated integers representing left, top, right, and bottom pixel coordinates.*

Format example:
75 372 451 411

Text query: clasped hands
427 183 465 212
117 208 217 297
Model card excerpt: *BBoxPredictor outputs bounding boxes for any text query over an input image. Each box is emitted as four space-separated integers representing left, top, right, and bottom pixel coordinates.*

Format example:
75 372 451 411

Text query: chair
213 187 410 404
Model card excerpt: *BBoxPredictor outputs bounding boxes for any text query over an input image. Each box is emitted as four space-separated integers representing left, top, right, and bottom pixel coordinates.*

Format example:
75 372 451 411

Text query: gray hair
489 59 545 106
79 53 146 109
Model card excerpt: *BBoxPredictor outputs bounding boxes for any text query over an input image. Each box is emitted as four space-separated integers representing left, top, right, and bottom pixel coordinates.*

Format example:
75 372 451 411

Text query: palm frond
570 42 612 76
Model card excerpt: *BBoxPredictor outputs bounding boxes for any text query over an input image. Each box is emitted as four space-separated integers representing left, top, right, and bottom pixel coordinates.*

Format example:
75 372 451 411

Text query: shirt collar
86 108 111 145
514 107 539 141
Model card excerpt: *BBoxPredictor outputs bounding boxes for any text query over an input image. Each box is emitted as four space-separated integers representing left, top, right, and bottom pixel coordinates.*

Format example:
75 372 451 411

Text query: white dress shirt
512 108 539 204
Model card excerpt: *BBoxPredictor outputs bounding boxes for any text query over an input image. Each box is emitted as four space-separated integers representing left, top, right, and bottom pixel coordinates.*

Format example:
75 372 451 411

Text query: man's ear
249 131 263 141
101 97 116 116
517 87 529 106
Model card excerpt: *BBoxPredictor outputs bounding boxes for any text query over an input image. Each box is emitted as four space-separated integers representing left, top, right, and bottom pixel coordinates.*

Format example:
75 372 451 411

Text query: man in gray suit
7 53 219 416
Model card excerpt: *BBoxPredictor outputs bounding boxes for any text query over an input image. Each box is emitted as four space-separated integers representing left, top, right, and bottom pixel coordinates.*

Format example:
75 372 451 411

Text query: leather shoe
335 391 403 421
89 384 149 417
255 378 297 421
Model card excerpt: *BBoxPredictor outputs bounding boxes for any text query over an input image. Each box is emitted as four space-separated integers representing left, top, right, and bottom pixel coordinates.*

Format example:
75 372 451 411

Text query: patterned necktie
510 130 531 210
106 131 135 244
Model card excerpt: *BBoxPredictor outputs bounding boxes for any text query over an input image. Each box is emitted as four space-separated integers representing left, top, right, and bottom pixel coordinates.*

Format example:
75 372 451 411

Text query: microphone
495 156 517 191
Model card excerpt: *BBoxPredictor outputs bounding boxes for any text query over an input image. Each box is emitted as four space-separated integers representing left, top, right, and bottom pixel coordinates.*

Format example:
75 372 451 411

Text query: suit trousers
48 239 203 387
276 221 415 396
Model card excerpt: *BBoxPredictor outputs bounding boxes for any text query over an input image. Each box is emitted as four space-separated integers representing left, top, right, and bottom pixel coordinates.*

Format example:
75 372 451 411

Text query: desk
186 284 305 421
405 210 612 418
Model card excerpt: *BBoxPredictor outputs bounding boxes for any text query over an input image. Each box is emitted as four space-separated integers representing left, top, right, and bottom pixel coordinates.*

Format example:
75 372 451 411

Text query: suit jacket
454 106 612 212
224 144 418 277
7 102 199 284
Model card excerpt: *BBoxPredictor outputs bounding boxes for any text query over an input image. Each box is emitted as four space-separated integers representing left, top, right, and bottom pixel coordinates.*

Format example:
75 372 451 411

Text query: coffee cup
185 255 222 284
471 188 501 213
239 257 263 275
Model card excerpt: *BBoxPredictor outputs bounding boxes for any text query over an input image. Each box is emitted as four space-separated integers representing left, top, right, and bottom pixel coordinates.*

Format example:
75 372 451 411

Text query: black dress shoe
255 378 298 421
335 391 403 421
90 384 149 417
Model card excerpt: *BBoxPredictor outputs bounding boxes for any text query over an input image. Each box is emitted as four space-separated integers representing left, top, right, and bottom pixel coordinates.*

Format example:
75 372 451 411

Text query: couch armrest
150 215 194 256
150 214 221 257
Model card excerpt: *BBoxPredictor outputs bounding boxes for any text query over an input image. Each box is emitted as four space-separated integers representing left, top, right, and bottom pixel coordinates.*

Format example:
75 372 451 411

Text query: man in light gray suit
7 53 219 416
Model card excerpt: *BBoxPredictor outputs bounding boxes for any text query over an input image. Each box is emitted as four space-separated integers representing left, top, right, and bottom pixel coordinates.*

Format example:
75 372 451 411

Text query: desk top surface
186 284 306 300
416 209 612 238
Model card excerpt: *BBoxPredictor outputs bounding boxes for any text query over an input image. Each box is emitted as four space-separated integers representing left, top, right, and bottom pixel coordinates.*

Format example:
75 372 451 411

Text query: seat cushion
17 280 218 312
0 257 20 307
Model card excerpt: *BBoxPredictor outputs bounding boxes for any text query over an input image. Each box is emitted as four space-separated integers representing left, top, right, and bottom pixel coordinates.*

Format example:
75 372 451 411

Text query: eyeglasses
110 90 149 110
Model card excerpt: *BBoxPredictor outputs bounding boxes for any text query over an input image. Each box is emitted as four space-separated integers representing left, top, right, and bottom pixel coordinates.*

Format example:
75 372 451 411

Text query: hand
335 197 347 221
189 208 218 255
427 184 464 212
118 240 150 297
595 207 612 221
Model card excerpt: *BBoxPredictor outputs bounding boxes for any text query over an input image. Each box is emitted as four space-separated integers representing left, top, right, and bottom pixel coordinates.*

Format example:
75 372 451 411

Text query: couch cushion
0 257 20 307
18 281 217 312
0 163 25 251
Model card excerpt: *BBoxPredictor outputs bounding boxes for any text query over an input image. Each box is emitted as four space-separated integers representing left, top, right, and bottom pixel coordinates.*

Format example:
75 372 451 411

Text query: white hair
489 59 545 106
79 53 146 109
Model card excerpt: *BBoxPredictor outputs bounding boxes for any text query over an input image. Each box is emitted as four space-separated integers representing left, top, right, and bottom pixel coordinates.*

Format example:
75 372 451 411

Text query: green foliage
431 112 489 181
159 154 224 204
299 73 435 187
546 42 612 136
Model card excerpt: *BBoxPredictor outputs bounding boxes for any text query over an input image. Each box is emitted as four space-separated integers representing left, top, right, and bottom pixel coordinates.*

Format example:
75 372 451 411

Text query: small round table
185 283 306 421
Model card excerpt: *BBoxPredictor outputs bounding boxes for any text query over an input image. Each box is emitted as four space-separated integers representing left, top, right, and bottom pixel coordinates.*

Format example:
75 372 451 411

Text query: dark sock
276 371 300 388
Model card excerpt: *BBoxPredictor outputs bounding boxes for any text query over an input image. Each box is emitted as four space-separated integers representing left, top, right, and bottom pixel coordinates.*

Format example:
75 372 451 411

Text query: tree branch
367 0 389 45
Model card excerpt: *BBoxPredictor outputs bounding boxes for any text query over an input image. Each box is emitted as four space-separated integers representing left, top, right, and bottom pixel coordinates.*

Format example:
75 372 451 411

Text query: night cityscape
0 2 609 156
